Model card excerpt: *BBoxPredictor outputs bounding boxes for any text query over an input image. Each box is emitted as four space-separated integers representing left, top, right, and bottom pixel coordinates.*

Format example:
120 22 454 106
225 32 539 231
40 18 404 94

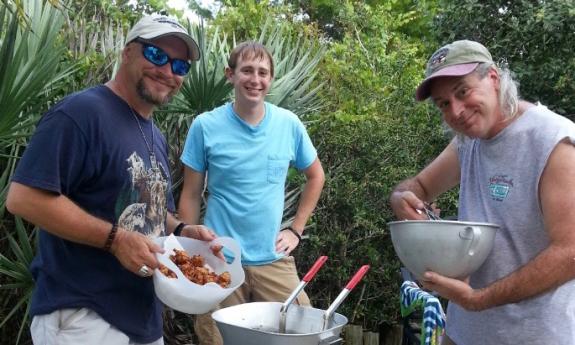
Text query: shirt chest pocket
267 157 290 184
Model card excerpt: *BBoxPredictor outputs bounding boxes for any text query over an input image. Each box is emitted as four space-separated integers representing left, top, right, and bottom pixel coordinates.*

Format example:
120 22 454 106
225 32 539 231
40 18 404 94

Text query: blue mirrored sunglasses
136 39 191 76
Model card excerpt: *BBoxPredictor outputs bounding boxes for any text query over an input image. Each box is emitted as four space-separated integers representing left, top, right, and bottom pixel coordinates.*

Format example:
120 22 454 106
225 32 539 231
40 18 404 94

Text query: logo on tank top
488 174 513 201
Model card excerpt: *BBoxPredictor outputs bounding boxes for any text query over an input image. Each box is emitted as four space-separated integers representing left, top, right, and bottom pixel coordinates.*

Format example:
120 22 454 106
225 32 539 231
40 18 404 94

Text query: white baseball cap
126 15 200 61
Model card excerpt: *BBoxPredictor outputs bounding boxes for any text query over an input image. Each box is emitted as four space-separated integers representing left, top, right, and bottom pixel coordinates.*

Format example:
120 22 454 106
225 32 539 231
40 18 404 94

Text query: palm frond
0 0 77 144
170 23 233 118
259 19 327 118
0 218 36 344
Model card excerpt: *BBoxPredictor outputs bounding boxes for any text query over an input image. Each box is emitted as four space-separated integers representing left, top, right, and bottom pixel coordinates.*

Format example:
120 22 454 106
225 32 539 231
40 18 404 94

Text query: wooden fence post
362 331 379 345
343 325 380 345
344 324 363 345
381 324 403 345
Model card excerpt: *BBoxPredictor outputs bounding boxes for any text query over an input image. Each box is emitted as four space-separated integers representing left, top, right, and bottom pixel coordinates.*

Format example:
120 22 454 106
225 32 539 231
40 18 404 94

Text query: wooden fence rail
343 324 404 345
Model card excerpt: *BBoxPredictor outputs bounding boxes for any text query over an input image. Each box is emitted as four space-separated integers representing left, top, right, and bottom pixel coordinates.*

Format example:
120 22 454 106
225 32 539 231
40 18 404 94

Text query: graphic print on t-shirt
116 151 168 237
488 174 513 202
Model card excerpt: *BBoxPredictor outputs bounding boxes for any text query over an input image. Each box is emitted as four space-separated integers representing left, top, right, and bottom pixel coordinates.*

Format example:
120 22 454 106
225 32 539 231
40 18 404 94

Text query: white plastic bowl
388 220 498 279
153 235 245 314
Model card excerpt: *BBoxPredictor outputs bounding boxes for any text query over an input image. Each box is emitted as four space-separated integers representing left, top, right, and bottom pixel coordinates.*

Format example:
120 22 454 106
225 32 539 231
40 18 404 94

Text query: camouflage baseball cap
415 40 493 101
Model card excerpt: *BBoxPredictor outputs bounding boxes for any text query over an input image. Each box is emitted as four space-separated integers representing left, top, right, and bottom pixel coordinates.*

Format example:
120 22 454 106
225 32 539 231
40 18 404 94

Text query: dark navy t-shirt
12 85 175 343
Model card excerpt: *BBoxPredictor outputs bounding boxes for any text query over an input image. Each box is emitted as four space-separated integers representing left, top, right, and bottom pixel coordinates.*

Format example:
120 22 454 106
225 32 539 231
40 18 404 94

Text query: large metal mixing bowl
388 220 499 279
212 302 347 345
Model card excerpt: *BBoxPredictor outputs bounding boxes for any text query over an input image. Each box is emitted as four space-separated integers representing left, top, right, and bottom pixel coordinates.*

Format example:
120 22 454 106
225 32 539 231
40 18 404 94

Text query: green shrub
433 0 575 118
290 5 456 329
298 107 456 329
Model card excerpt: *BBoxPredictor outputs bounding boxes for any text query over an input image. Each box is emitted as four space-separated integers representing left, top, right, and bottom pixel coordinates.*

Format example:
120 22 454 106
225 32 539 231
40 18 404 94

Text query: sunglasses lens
142 45 168 66
141 42 190 76
171 60 191 76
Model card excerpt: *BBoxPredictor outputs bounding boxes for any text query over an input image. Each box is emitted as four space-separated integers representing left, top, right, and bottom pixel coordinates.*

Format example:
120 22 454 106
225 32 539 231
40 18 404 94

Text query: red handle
344 265 370 290
302 256 328 282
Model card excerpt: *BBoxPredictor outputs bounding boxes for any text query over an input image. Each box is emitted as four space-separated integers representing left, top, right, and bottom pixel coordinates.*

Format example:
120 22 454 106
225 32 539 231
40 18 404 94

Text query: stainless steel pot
212 302 347 345
388 220 499 279
212 265 370 345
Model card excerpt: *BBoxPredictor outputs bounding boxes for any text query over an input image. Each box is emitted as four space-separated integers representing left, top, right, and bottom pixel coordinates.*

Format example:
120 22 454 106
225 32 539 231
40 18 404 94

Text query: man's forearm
392 177 428 200
166 212 182 234
6 182 112 249
291 177 324 233
475 243 575 310
178 195 202 225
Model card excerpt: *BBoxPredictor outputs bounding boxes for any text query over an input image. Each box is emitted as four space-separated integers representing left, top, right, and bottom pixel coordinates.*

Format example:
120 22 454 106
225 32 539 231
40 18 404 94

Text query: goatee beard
136 79 173 106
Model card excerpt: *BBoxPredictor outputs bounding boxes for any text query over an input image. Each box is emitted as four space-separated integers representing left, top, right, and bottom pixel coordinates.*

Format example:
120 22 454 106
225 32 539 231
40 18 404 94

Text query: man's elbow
317 170 326 187
309 164 325 188
5 183 25 216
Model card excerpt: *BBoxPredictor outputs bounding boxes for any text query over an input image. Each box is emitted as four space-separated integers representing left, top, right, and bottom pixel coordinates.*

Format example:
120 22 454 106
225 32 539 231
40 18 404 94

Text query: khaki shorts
31 308 163 345
195 256 311 345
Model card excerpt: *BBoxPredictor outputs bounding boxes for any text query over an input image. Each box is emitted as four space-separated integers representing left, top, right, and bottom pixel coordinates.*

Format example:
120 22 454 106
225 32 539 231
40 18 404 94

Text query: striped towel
400 281 446 345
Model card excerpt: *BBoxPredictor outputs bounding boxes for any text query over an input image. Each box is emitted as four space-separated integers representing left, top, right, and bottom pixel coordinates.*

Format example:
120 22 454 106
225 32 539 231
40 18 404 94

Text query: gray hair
475 62 520 120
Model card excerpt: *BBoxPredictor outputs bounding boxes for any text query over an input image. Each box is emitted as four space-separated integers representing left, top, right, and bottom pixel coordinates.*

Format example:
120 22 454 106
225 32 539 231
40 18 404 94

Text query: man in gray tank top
389 40 575 344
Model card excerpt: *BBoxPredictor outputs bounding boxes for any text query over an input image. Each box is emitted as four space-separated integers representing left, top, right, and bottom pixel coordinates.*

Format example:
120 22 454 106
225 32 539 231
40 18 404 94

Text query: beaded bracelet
173 222 187 237
103 223 118 252
284 226 302 242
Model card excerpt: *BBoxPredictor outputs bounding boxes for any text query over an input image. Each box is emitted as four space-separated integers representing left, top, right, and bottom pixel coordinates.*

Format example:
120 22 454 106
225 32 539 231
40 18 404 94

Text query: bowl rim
387 219 499 228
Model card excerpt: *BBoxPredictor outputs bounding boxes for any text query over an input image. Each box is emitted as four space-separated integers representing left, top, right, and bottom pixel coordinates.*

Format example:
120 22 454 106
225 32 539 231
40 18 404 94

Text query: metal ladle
322 265 370 331
279 256 328 333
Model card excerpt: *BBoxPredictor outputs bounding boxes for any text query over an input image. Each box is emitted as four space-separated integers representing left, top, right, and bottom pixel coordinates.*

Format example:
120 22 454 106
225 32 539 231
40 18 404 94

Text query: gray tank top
447 104 575 344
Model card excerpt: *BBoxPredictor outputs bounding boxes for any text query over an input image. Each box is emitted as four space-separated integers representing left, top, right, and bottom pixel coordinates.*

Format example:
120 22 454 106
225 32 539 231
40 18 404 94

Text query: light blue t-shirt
181 102 317 265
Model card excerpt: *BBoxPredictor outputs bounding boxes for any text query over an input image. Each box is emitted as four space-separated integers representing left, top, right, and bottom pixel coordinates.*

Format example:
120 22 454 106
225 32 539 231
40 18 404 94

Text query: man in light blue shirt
179 41 325 345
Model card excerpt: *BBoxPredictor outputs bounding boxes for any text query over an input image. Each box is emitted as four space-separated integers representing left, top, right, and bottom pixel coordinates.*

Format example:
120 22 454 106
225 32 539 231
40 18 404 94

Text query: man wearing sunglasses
6 15 215 345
